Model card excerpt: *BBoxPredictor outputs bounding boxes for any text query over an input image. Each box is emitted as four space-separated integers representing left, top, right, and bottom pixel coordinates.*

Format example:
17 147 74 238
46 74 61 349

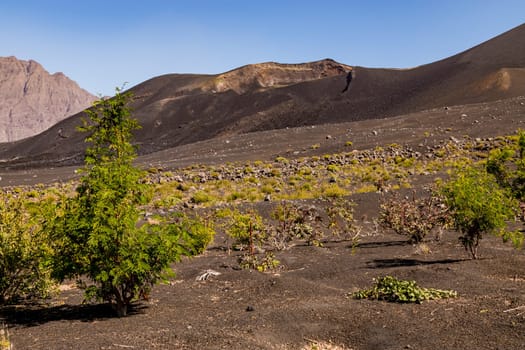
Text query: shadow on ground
366 258 466 269
0 302 146 327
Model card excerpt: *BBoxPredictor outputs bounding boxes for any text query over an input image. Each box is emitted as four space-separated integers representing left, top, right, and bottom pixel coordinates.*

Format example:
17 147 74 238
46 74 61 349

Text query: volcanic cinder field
1 24 525 350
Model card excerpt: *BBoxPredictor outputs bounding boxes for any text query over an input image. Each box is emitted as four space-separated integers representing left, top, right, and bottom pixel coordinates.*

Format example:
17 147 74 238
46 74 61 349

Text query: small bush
171 213 215 255
239 252 280 272
440 166 517 258
326 164 340 173
379 191 450 243
275 156 289 164
222 208 266 251
191 191 214 204
321 183 348 198
0 322 11 350
269 202 324 248
353 276 457 303
324 197 360 245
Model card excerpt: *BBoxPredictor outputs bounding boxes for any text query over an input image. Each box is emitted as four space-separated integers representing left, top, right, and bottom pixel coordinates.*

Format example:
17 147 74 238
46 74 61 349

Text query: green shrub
326 164 340 173
226 191 246 202
440 166 517 259
51 89 206 317
170 214 215 255
0 190 56 304
353 276 457 303
222 208 266 251
191 191 214 204
321 183 348 198
275 156 289 164
239 252 280 272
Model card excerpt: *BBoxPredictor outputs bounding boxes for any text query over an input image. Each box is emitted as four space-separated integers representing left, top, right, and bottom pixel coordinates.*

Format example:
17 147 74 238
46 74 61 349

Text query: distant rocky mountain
2 23 525 168
0 56 96 142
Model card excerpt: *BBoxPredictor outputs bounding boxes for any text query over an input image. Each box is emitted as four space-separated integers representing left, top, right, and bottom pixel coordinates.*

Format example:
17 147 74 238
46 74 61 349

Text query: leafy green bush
440 166 517 259
220 208 266 251
320 183 348 198
51 89 206 317
191 191 214 204
353 276 457 303
238 252 280 272
0 190 56 304
168 213 215 255
486 130 525 201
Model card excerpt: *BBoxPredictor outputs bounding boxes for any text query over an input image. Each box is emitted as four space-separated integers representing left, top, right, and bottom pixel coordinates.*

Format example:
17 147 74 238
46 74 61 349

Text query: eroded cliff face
0 56 96 142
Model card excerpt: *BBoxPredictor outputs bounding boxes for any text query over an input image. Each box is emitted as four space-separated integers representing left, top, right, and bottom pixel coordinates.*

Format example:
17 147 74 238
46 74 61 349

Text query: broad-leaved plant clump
353 276 457 303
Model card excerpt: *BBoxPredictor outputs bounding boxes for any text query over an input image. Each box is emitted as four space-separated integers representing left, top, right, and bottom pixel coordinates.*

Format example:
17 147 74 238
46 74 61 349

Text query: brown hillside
2 24 525 168
0 57 96 142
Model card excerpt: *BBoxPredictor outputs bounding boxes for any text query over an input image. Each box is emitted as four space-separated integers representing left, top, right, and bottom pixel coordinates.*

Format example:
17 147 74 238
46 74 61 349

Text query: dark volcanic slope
2 23 525 168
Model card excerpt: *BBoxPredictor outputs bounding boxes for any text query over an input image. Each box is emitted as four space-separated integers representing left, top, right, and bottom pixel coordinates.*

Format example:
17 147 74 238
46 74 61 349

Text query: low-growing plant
379 191 450 243
269 202 324 248
169 213 216 255
191 190 215 205
238 251 280 272
0 322 11 350
220 208 266 252
353 276 457 303
275 156 289 164
326 164 340 173
320 183 348 198
324 197 360 249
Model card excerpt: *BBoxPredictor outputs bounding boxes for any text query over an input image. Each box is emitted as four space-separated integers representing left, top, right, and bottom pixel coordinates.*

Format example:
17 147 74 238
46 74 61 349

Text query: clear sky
1 0 524 96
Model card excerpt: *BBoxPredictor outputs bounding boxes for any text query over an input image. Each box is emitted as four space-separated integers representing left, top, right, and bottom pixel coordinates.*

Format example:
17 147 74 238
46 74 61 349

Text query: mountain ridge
2 23 525 168
0 56 96 142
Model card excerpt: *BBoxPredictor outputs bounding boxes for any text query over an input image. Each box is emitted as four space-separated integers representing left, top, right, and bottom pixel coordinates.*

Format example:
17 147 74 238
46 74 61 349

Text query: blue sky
1 0 524 96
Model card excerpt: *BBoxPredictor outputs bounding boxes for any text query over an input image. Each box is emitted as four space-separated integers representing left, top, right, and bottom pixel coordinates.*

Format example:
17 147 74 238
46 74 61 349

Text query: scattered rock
196 269 221 281
449 136 461 144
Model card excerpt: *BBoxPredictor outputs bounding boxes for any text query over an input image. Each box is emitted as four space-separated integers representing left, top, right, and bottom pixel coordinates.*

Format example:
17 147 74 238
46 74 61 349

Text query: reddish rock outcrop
0 56 96 142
